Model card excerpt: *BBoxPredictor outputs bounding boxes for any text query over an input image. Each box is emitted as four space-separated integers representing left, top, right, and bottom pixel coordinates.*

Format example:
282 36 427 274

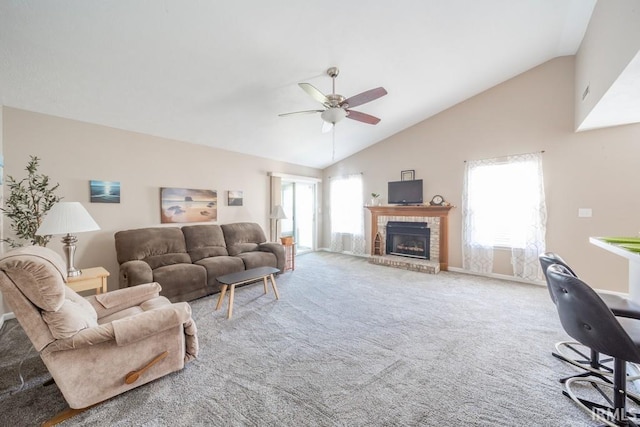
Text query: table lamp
36 202 100 277
269 205 287 241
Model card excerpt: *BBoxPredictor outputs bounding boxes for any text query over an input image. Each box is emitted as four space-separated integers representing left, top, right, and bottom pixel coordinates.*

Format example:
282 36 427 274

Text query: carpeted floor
0 251 612 425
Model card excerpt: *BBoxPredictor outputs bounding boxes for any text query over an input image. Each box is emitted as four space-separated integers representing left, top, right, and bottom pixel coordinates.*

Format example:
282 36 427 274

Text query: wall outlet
578 208 592 218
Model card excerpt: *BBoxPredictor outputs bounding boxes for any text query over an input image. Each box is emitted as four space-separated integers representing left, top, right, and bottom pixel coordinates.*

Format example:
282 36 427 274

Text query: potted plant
1 156 62 247
370 192 381 206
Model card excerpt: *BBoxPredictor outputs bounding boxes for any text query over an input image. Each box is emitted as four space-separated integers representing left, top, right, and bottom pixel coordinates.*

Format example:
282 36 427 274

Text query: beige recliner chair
0 246 198 425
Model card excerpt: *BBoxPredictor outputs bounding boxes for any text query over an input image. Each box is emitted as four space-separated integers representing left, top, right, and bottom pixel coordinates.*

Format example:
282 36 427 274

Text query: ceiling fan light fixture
321 107 347 124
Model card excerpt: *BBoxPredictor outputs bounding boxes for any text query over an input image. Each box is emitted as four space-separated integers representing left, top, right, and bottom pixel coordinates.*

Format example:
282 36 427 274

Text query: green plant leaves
1 155 62 247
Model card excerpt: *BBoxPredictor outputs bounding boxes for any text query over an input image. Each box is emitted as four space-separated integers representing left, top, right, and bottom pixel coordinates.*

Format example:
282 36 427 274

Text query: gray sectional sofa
115 222 285 302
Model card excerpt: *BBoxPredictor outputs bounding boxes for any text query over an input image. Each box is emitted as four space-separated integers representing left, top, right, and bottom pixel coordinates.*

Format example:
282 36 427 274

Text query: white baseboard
318 248 370 258
446 266 630 298
447 266 545 286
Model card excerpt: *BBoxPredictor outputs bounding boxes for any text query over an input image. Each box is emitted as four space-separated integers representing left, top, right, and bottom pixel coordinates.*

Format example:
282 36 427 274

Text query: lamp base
61 234 82 278
67 268 82 278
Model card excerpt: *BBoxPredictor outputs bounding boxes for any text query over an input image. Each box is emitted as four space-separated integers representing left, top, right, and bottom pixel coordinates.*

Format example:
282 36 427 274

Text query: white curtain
510 153 547 281
462 157 495 274
462 152 546 280
329 174 365 255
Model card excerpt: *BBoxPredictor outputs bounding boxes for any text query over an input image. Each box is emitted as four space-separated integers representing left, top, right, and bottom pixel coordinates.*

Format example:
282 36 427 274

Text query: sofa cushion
152 263 207 303
144 253 192 270
195 256 245 287
42 288 99 339
182 224 229 262
115 227 190 269
221 222 268 256
236 251 278 270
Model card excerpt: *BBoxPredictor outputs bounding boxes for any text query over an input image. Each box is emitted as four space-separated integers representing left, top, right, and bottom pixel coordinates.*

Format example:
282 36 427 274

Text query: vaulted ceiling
1 1 602 169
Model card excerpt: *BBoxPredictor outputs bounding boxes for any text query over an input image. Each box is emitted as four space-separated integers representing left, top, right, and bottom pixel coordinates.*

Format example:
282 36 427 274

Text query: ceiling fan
279 66 387 133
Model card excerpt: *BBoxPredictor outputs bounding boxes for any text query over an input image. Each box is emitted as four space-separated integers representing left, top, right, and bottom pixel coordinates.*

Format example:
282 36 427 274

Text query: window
329 174 365 254
462 152 546 280
465 159 543 248
330 174 363 233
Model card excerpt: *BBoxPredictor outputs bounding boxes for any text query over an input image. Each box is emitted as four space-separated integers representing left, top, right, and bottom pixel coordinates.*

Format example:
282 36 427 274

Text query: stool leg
263 276 268 294
270 274 280 300
613 358 627 425
216 285 228 311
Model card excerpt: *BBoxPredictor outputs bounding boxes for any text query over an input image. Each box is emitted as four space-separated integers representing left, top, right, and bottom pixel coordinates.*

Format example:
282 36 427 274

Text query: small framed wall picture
401 170 415 181
90 180 121 203
228 190 243 206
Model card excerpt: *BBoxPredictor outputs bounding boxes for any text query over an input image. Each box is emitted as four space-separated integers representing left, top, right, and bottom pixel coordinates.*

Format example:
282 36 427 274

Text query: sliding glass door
281 180 316 253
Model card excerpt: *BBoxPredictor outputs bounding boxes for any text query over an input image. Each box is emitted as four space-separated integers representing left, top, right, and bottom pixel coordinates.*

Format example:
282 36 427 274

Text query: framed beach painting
228 190 243 206
90 180 121 203
160 187 217 223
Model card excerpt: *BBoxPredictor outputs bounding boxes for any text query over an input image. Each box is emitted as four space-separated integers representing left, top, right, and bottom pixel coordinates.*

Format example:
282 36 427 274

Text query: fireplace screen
385 221 430 259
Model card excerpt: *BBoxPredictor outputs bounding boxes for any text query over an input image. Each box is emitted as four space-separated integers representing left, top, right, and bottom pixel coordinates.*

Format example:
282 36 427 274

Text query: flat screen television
388 179 423 205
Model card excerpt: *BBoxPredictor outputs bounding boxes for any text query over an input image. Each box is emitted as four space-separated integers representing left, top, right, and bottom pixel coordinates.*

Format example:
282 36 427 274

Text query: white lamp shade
270 205 287 220
321 107 347 124
36 202 100 236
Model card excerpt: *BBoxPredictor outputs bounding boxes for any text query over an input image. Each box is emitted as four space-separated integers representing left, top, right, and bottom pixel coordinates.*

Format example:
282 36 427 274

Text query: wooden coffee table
215 266 280 319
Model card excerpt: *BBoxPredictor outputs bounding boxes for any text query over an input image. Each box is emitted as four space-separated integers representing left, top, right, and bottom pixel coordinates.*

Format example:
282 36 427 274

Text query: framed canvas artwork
160 187 217 223
90 180 121 203
228 190 243 206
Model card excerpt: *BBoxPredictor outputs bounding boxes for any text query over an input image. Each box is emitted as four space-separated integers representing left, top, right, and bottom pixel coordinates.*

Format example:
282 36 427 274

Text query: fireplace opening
386 221 430 259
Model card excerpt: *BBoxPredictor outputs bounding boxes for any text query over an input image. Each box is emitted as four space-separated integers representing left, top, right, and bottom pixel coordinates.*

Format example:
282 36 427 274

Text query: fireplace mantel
366 205 453 270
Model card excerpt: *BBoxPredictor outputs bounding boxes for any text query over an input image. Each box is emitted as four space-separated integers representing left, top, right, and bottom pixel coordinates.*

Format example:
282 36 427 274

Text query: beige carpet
0 251 601 425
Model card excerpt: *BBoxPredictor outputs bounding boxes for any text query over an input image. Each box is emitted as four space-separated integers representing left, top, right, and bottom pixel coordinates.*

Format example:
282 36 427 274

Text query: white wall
323 56 640 293
575 0 640 129
2 107 321 292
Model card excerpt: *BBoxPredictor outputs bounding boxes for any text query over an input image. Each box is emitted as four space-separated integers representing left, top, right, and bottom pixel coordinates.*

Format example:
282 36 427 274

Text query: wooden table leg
269 274 280 300
216 285 228 311
43 405 96 427
263 276 268 294
228 284 235 319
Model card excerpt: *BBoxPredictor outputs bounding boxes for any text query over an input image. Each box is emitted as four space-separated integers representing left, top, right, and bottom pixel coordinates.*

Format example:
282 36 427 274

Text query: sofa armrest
119 260 153 288
42 301 196 356
41 323 116 354
259 242 285 272
86 282 162 319
112 302 192 346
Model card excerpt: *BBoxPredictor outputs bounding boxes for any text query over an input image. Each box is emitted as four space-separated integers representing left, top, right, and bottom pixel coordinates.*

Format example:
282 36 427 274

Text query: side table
66 267 110 294
283 242 295 271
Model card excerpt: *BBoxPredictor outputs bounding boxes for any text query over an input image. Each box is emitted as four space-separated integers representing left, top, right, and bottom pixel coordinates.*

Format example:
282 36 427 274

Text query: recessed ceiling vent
582 83 590 101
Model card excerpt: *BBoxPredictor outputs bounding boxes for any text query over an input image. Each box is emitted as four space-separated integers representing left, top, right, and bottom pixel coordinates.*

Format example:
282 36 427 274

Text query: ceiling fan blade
322 120 334 133
342 87 387 109
278 110 324 117
346 110 381 125
299 83 329 105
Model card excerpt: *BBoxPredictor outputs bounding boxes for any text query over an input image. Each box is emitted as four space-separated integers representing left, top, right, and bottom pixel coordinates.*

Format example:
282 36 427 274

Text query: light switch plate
578 208 592 218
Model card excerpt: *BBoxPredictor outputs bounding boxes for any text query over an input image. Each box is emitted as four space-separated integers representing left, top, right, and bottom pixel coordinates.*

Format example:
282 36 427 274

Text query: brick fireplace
365 205 453 273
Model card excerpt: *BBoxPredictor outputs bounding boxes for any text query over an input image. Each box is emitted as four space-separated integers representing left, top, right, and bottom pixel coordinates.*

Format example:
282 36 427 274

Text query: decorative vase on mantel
370 193 381 206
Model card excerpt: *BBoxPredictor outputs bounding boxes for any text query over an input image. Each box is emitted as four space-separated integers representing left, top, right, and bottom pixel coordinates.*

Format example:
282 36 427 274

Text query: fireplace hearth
385 221 430 260
366 205 452 274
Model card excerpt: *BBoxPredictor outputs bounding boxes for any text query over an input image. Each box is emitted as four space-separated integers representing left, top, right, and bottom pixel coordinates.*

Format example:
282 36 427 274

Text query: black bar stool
547 263 640 426
540 252 640 382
